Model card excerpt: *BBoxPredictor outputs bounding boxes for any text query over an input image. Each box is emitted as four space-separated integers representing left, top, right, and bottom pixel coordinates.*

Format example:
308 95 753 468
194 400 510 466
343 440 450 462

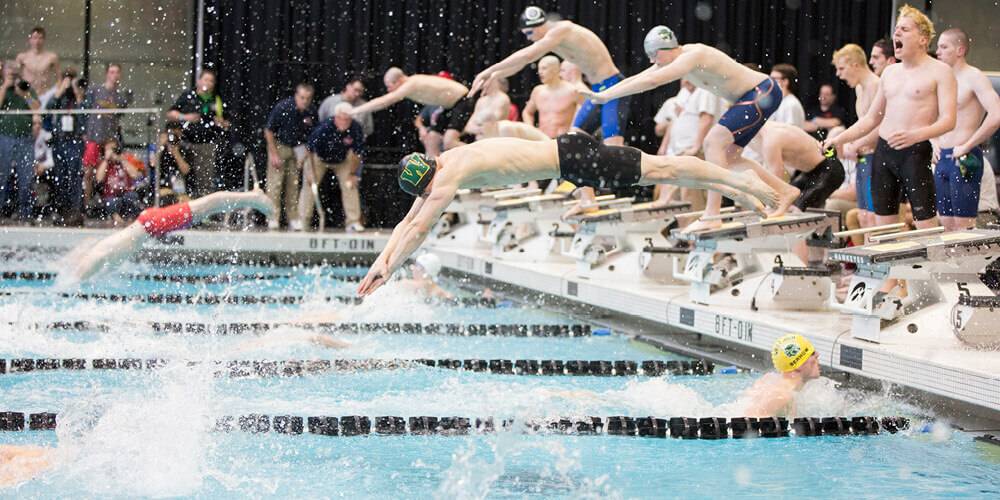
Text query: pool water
2 258 999 498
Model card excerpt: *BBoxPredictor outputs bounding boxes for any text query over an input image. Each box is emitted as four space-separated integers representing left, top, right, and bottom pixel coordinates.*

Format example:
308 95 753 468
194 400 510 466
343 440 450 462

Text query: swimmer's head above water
644 25 679 64
397 153 437 197
413 253 442 280
771 334 820 379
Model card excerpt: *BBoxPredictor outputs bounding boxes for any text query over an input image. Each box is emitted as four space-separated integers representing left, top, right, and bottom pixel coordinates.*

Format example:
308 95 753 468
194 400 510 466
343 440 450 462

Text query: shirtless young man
356 134 778 295
522 55 579 137
15 27 59 104
824 5 957 231
933 28 1000 230
750 122 846 213
469 6 631 215
463 77 512 137
59 190 275 285
583 25 801 230
869 39 898 77
349 68 471 151
833 43 882 228
740 334 822 417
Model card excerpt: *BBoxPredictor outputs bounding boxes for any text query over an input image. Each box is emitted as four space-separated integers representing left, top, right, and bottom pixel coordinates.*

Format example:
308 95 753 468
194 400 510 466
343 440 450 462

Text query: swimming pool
2 255 999 497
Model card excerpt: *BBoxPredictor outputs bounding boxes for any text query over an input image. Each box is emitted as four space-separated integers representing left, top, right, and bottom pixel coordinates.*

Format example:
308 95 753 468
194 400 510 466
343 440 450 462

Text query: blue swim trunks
934 146 983 217
717 77 782 148
855 154 875 211
572 73 631 140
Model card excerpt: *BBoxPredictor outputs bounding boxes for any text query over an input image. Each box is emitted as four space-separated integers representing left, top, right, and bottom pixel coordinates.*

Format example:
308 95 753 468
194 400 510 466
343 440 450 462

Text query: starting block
432 187 544 246
671 209 840 307
829 227 1000 345
564 201 691 278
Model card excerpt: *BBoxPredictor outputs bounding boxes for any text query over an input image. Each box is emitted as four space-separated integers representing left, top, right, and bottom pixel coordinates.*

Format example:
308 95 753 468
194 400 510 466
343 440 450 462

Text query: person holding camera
0 60 41 222
42 68 87 225
94 137 144 225
81 63 130 205
150 120 192 206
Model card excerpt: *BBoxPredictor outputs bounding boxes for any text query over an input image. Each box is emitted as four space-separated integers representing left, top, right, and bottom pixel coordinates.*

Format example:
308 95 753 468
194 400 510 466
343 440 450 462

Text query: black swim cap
519 6 548 29
398 153 437 197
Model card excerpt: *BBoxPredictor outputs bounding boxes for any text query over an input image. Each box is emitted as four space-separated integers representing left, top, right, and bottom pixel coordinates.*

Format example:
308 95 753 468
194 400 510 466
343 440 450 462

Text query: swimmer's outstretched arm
469 27 566 97
350 81 413 116
584 55 695 104
0 445 54 488
358 184 458 296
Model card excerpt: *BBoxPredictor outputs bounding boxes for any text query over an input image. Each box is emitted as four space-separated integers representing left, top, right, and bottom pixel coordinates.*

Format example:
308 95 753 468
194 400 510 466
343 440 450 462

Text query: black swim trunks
790 157 846 210
871 138 936 221
556 132 642 190
430 97 476 134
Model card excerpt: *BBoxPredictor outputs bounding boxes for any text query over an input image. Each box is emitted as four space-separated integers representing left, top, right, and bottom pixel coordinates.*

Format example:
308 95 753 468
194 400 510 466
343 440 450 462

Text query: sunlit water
2 255 998 497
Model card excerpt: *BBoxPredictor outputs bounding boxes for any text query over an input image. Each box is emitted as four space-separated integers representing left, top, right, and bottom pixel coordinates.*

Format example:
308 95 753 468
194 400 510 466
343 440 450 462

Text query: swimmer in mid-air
581 25 803 230
356 133 778 296
60 189 275 284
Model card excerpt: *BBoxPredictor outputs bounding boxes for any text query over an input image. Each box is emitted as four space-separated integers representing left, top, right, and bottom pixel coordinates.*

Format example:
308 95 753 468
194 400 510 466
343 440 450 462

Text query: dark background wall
201 0 895 226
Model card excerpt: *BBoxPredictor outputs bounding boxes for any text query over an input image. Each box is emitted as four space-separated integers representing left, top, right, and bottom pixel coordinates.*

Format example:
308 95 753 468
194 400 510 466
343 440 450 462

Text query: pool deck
1 224 998 424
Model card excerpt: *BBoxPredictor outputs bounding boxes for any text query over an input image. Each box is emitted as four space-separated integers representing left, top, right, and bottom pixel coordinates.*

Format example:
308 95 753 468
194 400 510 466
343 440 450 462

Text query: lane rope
0 358 734 377
0 411 912 438
10 321 594 336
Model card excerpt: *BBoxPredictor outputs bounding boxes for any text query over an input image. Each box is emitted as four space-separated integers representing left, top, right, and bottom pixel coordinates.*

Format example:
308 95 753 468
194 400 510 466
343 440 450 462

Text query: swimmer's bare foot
681 217 723 233
561 201 599 221
736 170 780 210
716 185 767 216
766 182 800 218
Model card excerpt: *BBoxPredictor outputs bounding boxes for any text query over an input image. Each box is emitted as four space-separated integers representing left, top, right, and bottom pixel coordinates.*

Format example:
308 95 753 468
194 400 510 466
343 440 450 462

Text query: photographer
93 137 144 225
42 69 87 225
150 120 192 206
0 60 41 222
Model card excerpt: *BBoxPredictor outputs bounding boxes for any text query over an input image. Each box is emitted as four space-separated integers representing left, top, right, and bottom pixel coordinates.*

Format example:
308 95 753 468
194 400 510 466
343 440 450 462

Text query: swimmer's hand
357 261 390 296
820 136 839 154
468 71 492 98
577 88 606 104
951 143 972 160
886 129 920 150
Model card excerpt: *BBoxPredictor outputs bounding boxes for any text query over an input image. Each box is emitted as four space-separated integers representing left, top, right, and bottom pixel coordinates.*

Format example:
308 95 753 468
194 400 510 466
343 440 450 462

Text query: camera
167 133 178 143
16 80 30 92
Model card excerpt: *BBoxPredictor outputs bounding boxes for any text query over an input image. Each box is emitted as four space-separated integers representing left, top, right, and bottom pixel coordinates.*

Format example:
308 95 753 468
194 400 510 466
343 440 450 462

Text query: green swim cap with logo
398 153 437 197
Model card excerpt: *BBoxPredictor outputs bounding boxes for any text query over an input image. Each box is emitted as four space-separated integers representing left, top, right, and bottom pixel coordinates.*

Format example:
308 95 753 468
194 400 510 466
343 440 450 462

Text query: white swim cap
415 253 442 278
644 25 679 60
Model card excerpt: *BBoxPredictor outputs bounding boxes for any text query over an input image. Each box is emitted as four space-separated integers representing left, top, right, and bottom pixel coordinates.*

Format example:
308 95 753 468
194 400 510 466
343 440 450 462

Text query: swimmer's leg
638 153 778 214
187 189 275 223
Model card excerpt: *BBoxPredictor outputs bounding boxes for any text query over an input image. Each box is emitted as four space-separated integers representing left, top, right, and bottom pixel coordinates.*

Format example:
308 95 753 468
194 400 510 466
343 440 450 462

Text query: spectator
464 77 511 138
522 55 578 138
43 68 87 225
804 83 850 139
769 63 806 128
15 26 60 106
82 63 130 203
264 82 317 230
150 120 192 206
0 60 41 222
167 68 229 198
300 102 366 232
869 38 897 77
318 77 373 137
93 138 144 225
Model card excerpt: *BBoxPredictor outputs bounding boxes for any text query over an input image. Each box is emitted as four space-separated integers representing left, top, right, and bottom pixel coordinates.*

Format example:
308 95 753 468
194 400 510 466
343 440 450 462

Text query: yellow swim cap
771 334 815 373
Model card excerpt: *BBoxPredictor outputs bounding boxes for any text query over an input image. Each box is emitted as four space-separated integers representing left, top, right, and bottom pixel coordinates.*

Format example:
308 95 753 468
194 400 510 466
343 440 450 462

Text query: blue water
2 259 999 497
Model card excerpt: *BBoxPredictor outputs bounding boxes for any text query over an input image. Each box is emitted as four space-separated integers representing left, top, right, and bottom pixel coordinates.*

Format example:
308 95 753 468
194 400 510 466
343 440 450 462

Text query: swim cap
398 153 437 197
644 25 679 60
519 6 548 29
436 70 454 80
771 334 815 373
415 253 442 278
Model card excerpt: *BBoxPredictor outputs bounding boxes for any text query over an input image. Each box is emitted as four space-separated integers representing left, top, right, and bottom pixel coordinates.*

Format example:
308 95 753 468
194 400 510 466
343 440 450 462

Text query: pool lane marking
8 321 594 336
0 271 360 283
0 291 502 308
0 411 910 438
0 358 732 376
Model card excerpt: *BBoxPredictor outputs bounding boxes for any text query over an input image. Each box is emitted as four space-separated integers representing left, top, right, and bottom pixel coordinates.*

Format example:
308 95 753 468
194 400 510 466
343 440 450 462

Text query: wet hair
898 4 936 42
771 63 799 97
30 26 46 37
941 28 970 52
872 38 895 60
832 43 867 67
